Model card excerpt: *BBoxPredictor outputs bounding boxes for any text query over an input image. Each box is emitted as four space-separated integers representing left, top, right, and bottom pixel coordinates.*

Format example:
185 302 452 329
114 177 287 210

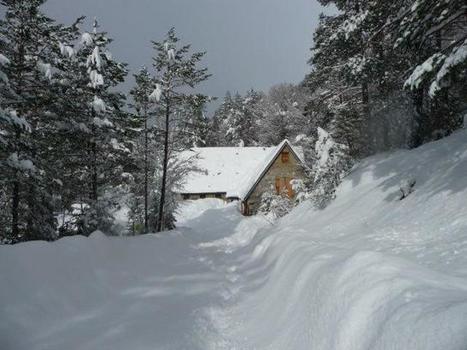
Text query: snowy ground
1 129 467 350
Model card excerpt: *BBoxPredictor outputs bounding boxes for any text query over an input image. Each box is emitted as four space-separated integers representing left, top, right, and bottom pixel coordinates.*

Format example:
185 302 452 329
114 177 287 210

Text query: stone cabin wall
245 145 306 215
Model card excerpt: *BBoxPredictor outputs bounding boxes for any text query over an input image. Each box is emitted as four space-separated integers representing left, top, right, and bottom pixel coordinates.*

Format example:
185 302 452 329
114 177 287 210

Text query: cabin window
200 194 206 199
182 194 190 200
281 151 290 163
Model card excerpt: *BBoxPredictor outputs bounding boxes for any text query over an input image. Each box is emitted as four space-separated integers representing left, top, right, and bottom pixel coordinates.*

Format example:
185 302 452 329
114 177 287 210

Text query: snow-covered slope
209 128 467 349
1 129 467 350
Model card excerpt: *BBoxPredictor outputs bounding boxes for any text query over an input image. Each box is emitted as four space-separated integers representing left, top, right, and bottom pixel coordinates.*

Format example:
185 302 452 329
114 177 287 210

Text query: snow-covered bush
310 128 353 209
290 179 309 204
68 198 114 236
58 187 125 237
258 189 294 220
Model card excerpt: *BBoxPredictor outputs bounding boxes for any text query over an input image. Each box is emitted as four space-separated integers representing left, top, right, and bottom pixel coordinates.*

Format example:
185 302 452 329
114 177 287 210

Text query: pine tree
240 89 263 146
151 28 210 232
180 96 210 148
397 0 466 145
52 19 128 235
129 67 154 233
257 84 308 146
0 0 78 241
209 92 233 146
307 0 419 155
224 92 246 146
221 91 263 147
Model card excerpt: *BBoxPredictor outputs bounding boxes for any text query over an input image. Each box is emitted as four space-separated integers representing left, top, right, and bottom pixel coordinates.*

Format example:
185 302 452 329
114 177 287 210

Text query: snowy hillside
1 129 467 350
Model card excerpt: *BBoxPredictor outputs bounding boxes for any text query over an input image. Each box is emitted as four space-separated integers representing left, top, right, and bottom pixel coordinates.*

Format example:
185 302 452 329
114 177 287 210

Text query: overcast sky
43 0 331 113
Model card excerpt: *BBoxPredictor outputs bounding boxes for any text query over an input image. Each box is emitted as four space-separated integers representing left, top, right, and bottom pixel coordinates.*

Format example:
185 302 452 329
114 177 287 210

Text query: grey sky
43 0 331 113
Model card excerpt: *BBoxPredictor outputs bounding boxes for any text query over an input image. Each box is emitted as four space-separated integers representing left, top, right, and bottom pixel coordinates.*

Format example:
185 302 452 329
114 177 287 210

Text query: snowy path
0 200 270 350
2 129 467 350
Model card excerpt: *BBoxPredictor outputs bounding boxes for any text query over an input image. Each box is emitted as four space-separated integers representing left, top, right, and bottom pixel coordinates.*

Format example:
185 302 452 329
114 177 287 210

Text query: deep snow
1 129 467 350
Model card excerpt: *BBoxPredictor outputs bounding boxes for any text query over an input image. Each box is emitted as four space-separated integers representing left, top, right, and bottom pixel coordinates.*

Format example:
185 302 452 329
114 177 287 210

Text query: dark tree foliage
0 0 77 241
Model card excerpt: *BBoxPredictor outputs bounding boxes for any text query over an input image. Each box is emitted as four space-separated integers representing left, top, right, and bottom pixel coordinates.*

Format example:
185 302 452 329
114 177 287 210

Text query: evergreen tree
257 84 308 146
397 0 466 144
240 89 263 146
180 96 210 148
224 92 246 146
151 28 210 232
129 67 155 233
209 91 233 146
53 19 128 235
0 0 77 241
307 0 417 156
221 90 263 147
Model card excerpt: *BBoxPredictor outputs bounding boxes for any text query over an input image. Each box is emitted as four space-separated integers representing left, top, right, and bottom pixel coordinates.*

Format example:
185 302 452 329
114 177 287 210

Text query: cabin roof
177 140 304 200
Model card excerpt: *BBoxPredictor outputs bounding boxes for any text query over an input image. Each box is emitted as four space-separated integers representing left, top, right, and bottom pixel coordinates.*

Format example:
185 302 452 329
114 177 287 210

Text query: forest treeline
0 0 465 242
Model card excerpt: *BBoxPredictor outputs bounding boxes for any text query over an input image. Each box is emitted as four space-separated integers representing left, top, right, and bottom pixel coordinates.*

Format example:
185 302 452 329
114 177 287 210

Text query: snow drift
1 129 467 350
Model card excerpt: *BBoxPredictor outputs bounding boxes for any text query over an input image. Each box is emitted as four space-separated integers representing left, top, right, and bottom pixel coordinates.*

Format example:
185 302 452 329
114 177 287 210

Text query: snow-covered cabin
177 140 307 215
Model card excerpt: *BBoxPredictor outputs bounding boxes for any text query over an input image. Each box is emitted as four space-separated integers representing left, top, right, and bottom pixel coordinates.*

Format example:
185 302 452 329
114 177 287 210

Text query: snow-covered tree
53 19 128 236
0 0 78 241
397 0 466 145
151 28 210 232
398 0 466 97
128 67 155 233
257 83 309 146
208 92 233 146
180 96 211 148
223 92 248 146
212 89 265 147
306 0 465 152
305 0 422 156
239 89 263 146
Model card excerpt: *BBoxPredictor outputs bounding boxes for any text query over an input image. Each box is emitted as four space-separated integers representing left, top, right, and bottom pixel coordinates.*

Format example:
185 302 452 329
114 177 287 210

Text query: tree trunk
11 173 20 238
25 182 35 240
11 42 25 239
361 81 370 155
144 107 149 233
90 108 98 202
411 88 425 148
157 100 170 233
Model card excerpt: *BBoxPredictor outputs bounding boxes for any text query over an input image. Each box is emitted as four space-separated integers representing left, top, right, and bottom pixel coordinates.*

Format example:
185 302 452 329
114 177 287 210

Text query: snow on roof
178 140 305 200
178 146 275 196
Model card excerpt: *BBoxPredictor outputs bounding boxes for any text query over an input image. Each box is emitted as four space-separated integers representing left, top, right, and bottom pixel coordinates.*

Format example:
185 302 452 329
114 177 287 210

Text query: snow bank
1 130 467 349
175 198 230 226
207 128 467 349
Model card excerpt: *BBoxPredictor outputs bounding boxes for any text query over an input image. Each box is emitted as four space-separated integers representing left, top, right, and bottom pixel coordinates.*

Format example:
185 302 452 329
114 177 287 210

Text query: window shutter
275 177 281 194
